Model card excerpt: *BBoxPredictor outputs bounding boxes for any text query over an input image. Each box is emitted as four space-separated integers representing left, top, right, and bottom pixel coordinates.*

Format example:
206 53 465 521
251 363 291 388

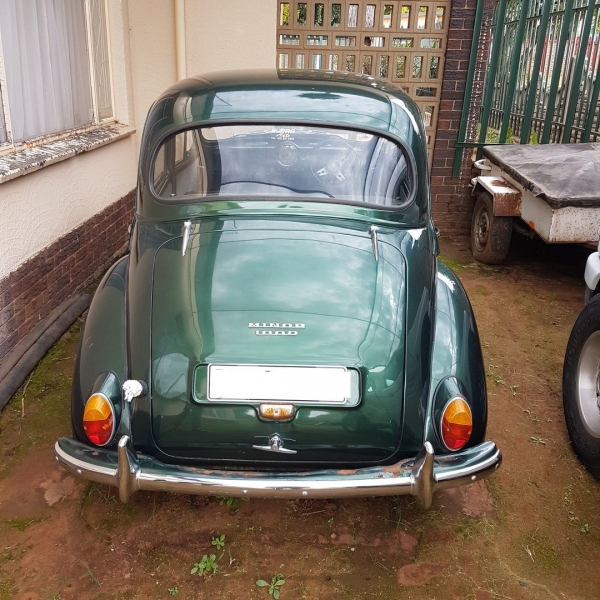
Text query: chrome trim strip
181 220 192 256
55 437 502 508
370 225 379 261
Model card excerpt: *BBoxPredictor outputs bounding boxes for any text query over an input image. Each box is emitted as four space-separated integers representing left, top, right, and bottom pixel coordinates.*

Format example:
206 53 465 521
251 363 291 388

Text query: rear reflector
441 397 472 451
83 393 115 446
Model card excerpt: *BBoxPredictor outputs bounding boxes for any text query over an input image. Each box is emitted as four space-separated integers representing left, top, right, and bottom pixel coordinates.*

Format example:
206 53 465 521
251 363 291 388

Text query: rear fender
425 261 487 452
72 256 128 444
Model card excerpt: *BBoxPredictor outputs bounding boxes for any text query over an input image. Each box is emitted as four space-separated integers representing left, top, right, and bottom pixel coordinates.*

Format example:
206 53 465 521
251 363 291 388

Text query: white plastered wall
185 0 276 76
0 0 277 280
0 0 138 280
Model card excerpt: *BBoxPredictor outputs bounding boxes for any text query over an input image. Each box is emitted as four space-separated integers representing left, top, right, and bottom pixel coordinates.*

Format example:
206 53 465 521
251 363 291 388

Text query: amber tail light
441 396 473 451
83 393 115 446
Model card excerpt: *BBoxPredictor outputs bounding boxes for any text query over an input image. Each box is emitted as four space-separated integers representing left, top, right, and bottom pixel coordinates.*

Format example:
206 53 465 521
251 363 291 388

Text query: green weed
256 571 286 599
191 554 218 576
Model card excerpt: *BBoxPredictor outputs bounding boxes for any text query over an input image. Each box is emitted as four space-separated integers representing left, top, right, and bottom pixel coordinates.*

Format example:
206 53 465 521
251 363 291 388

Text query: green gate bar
519 0 552 146
453 0 600 177
562 0 597 142
452 0 486 178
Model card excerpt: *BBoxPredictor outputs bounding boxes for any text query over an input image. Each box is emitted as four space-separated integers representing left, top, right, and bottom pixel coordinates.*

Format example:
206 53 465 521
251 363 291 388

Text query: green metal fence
454 0 600 176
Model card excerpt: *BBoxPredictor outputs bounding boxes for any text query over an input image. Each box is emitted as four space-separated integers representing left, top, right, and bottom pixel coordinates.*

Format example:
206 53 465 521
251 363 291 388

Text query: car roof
140 69 425 165
137 69 429 224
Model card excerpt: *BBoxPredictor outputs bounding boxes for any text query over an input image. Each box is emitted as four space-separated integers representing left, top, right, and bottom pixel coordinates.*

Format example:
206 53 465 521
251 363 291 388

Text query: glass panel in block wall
396 56 406 78
417 6 428 29
429 56 440 78
400 6 410 29
280 34 300 45
280 3 290 26
365 5 376 27
365 36 385 47
314 3 324 26
379 55 389 78
348 4 358 27
279 53 289 68
307 35 328 45
382 5 393 28
413 56 423 78
345 55 356 71
296 54 306 68
331 3 341 26
297 2 307 25
435 7 445 29
415 86 436 96
328 54 339 69
392 37 413 48
424 105 434 127
312 54 323 69
420 38 441 49
336 36 356 46
362 55 373 75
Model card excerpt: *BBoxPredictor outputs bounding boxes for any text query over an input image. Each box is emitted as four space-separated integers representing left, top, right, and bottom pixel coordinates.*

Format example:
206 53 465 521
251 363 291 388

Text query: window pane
345 55 356 71
0 0 93 141
0 87 6 143
89 0 113 120
154 125 414 207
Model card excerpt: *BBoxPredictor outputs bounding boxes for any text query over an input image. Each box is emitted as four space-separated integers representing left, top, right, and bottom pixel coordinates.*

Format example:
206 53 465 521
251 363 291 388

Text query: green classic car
55 70 501 509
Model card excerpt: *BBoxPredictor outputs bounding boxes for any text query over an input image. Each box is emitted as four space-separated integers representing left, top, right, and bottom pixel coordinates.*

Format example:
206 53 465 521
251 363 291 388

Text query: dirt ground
1 234 599 600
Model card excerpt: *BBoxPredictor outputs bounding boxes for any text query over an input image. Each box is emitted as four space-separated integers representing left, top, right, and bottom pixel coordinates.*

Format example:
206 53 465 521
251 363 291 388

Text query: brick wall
430 0 494 242
0 192 134 361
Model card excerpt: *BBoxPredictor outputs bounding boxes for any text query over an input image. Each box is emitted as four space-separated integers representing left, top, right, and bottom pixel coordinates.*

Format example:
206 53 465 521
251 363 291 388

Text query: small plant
530 436 546 445
217 496 250 508
580 523 590 533
80 560 100 587
211 534 226 550
256 572 286 599
191 554 218 576
168 587 179 596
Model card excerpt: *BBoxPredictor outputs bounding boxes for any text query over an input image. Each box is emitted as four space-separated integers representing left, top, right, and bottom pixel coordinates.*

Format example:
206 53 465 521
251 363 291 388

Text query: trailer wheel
471 192 512 264
563 294 600 480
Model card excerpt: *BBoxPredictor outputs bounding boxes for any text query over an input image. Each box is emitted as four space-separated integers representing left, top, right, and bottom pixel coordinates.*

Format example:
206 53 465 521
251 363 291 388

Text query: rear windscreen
152 125 413 207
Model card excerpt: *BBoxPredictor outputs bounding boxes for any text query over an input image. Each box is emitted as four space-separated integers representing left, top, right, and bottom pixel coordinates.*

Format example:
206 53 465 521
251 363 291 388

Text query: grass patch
522 532 560 569
0 321 81 482
0 579 17 600
2 517 42 531
438 255 465 273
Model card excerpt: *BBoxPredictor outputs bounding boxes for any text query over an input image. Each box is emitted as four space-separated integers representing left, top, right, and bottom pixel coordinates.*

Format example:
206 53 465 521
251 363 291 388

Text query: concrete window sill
0 124 136 185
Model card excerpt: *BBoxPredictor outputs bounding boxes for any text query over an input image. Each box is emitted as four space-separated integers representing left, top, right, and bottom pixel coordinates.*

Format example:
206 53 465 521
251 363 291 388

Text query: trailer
470 143 600 264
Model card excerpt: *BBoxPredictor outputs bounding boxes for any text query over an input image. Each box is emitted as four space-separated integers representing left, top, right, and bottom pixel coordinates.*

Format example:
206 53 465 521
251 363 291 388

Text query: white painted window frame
0 0 115 155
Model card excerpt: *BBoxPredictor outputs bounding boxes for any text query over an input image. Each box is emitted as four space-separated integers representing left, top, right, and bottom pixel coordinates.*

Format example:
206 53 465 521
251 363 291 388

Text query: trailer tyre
471 192 512 264
563 294 600 480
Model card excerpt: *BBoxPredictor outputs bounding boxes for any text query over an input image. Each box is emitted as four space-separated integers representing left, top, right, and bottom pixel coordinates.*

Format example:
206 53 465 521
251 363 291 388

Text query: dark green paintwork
70 70 488 469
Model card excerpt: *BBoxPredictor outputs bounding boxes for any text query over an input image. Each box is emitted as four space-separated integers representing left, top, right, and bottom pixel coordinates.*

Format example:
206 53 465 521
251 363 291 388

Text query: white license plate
208 365 352 403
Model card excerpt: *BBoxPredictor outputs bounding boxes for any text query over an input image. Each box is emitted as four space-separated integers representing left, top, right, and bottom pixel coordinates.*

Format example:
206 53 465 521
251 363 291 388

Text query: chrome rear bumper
55 436 501 509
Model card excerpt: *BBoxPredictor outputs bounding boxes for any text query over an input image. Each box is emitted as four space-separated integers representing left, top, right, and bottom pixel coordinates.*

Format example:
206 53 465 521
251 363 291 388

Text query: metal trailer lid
482 143 600 209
